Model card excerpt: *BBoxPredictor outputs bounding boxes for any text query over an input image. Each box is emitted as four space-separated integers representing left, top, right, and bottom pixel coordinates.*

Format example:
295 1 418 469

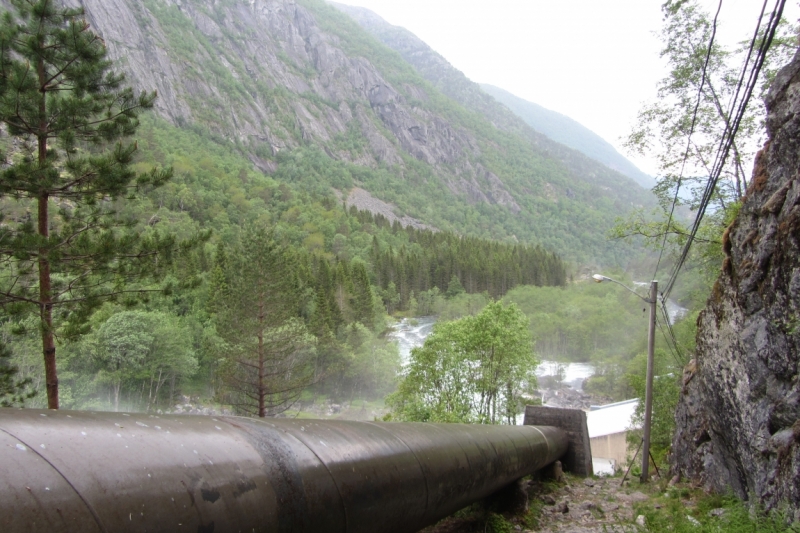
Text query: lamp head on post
590 272 658 482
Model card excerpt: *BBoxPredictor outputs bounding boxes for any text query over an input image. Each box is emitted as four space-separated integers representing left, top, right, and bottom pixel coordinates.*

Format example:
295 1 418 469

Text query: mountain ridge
32 0 654 265
480 84 655 188
331 1 653 189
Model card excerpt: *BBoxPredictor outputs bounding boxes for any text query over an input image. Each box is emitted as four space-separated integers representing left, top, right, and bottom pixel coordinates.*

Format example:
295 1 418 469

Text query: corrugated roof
586 399 640 438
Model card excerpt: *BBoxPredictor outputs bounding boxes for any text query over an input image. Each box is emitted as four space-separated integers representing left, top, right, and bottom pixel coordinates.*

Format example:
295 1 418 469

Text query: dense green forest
101 0 653 266
0 110 570 413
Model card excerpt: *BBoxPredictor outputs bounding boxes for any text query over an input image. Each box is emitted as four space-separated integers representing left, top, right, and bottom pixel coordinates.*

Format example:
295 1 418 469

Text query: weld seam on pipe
529 425 551 459
287 423 351 532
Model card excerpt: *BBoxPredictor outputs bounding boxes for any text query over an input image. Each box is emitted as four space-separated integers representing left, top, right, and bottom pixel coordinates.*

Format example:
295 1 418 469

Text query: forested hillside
0 0 644 415
331 3 655 197
1 111 566 413
37 0 654 266
480 84 654 188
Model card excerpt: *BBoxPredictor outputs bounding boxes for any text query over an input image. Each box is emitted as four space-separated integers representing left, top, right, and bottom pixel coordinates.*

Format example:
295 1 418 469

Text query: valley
1 0 798 531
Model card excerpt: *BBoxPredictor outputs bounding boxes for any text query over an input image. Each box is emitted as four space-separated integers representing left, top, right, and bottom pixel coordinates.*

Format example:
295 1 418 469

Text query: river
387 316 595 391
387 290 688 391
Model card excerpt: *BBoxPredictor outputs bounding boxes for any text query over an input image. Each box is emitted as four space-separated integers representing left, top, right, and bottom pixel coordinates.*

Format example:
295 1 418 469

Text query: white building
586 398 639 475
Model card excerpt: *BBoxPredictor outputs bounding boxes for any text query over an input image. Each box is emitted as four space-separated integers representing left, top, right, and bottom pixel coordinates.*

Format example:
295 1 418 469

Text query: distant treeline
353 208 567 312
210 207 568 332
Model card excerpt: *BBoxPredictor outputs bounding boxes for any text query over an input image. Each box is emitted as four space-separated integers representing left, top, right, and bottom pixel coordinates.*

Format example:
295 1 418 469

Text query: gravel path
420 473 658 533
529 476 645 532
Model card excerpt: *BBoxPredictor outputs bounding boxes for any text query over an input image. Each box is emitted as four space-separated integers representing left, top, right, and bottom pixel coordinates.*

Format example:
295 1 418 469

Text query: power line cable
661 0 786 300
663 0 776 295
655 312 682 367
659 298 685 362
651 0 724 283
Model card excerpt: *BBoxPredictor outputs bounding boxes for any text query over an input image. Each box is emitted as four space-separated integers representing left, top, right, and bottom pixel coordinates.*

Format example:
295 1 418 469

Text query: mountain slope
47 0 652 265
332 2 654 189
480 84 654 188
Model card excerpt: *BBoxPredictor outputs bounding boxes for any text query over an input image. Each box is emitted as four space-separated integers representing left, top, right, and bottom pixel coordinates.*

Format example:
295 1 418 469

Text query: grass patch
634 487 800 532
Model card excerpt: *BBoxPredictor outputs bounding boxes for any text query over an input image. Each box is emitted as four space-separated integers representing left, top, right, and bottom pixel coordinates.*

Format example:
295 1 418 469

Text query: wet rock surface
672 49 800 514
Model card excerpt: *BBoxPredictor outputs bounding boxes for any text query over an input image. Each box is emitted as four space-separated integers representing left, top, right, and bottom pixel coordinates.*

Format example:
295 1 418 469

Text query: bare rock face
54 0 528 210
672 50 800 515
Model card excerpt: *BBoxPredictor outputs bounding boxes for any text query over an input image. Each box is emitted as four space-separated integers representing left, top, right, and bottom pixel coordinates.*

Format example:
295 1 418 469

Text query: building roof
586 398 640 438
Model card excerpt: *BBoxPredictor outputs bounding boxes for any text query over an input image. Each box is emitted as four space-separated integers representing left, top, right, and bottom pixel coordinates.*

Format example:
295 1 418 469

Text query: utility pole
640 280 657 482
591 274 659 482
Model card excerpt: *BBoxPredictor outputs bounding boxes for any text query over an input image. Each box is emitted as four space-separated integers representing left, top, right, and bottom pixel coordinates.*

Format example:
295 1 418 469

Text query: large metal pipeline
0 408 567 533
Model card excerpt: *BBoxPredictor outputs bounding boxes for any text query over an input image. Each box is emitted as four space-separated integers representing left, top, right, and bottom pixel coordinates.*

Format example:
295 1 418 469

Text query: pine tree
0 337 34 407
350 262 374 327
214 226 316 417
0 0 180 408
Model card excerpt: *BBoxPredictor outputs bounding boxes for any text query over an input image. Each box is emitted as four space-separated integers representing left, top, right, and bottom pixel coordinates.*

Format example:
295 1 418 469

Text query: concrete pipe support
0 409 567 533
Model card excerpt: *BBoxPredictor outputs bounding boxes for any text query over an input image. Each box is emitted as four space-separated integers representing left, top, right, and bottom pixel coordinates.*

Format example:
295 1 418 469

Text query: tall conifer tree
214 226 316 417
0 0 176 408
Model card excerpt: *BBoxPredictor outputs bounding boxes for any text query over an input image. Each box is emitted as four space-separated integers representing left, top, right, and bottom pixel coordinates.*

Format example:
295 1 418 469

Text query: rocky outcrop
52 0 540 211
343 187 435 231
672 50 800 516
332 2 652 202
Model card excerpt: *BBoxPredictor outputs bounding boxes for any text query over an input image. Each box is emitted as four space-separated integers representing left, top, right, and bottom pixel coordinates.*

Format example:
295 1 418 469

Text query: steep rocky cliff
480 84 654 188
332 2 654 189
672 50 800 515
8 0 653 263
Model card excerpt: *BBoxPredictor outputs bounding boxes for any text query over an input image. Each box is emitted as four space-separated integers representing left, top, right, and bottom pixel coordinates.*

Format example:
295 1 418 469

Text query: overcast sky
335 0 799 177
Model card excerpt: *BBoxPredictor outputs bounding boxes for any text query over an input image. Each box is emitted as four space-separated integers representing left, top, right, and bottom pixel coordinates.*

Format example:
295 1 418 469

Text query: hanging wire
651 0 724 283
658 298 685 365
660 0 786 300
655 312 682 367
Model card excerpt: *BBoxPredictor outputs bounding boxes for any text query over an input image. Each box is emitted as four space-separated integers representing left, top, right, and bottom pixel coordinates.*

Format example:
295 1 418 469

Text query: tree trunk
38 194 58 409
147 373 155 412
113 381 121 412
151 369 164 412
37 53 58 409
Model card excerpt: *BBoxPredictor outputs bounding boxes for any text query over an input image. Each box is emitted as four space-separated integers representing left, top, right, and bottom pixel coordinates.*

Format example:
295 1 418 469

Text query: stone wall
524 405 592 477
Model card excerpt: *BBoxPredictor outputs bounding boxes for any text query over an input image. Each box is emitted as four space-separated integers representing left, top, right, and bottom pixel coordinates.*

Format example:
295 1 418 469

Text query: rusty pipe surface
0 408 567 533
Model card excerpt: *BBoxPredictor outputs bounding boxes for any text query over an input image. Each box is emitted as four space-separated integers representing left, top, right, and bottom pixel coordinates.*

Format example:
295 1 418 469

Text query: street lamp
593 274 658 483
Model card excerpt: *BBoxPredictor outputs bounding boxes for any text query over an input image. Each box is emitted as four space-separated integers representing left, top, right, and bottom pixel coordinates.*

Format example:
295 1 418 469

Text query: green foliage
213 225 317 417
365 213 567 312
86 310 198 412
628 1 794 205
445 275 466 299
0 336 34 407
625 349 682 466
503 279 650 362
635 489 800 532
387 301 537 424
485 512 514 533
619 1 796 297
339 322 400 400
0 0 181 408
621 309 698 465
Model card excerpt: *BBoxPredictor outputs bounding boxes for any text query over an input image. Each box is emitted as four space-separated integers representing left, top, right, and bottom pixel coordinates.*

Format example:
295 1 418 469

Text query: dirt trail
420 473 667 533
528 475 646 532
